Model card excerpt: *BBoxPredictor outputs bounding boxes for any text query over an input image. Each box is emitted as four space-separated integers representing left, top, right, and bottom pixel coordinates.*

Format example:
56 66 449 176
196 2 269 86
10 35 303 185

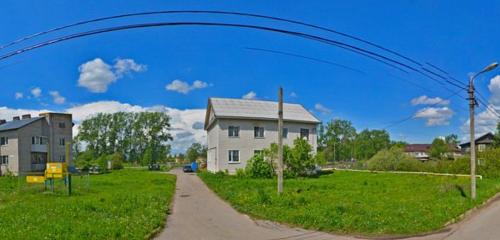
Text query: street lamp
468 62 498 200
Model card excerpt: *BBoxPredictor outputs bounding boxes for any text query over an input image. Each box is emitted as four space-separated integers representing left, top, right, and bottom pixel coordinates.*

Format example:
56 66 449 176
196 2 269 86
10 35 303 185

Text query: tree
429 138 449 159
353 129 391 161
186 143 205 163
445 134 459 145
319 119 357 162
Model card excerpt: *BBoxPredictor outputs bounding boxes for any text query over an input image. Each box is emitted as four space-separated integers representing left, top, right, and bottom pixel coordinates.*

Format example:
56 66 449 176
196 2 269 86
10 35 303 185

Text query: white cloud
31 87 42 98
314 103 331 115
461 75 500 140
113 58 147 77
414 107 454 126
165 79 209 94
242 91 257 100
290 92 298 98
78 58 146 93
49 91 66 105
14 92 23 99
411 95 449 106
0 101 206 153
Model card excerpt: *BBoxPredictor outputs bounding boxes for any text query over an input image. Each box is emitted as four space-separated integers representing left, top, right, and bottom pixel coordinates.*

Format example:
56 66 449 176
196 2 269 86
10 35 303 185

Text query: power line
244 47 366 74
0 10 460 89
382 89 465 130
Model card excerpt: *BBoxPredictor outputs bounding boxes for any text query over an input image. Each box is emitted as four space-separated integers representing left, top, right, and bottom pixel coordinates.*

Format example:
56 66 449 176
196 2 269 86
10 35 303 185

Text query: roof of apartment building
0 116 44 132
205 98 320 129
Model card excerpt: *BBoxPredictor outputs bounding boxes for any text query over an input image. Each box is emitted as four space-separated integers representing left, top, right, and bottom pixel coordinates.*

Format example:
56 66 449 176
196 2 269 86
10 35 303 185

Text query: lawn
0 169 176 239
199 171 500 236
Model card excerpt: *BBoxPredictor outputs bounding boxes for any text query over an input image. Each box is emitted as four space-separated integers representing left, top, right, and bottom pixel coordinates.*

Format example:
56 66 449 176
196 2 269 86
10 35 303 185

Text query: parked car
183 165 193 172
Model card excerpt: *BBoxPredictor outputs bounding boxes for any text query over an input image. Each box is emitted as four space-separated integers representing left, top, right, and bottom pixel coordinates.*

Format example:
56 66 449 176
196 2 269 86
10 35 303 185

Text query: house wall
17 119 49 174
206 121 219 172
210 118 318 173
40 113 73 165
0 130 19 175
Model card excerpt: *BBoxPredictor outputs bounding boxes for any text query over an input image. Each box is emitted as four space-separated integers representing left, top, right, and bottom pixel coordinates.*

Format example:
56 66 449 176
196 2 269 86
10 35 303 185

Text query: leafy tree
445 134 459 145
245 153 275 178
319 119 357 161
429 138 449 159
186 143 207 163
286 138 316 176
353 129 390 160
75 150 95 170
367 147 426 171
390 140 407 148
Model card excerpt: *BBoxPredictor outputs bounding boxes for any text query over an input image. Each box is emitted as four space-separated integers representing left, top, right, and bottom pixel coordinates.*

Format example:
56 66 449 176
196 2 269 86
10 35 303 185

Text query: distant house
404 144 431 161
460 132 495 153
204 98 320 173
404 143 461 161
0 113 73 176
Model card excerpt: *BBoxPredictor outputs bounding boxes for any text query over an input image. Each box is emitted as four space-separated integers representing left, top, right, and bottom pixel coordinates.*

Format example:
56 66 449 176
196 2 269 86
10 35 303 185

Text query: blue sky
0 1 499 152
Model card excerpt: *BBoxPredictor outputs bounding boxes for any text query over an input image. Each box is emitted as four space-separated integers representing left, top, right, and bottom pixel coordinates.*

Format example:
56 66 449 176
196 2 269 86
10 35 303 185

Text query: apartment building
0 113 73 176
204 98 320 173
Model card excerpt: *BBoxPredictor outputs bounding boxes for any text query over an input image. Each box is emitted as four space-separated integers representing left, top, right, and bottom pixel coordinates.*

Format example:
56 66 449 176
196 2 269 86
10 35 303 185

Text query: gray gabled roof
0 117 44 132
205 98 320 129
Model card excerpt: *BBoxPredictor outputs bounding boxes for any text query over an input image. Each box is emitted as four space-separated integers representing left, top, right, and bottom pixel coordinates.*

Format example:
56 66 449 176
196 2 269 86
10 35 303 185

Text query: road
156 169 500 240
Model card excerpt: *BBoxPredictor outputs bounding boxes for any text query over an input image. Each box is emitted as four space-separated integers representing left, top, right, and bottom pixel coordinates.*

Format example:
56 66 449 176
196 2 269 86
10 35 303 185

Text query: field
0 169 176 239
199 171 500 236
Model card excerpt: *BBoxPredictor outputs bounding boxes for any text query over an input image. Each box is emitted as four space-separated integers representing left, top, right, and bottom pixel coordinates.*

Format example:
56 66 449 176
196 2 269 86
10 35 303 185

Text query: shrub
75 150 94 170
285 138 316 177
109 152 124 170
245 154 275 178
235 168 246 178
367 147 427 171
477 148 500 178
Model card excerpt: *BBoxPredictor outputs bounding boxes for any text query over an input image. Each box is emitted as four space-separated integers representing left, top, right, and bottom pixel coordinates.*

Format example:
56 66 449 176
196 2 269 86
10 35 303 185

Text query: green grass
199 171 500 236
0 169 176 239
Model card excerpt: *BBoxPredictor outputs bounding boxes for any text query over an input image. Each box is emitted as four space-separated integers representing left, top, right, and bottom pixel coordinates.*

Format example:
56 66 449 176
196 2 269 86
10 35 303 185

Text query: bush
285 138 316 177
109 152 124 170
367 147 428 172
75 150 94 170
477 148 500 178
245 154 275 178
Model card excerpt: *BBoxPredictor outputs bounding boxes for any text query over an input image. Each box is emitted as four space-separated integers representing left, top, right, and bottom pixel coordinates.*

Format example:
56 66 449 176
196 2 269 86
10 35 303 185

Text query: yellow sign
46 163 67 175
26 176 46 183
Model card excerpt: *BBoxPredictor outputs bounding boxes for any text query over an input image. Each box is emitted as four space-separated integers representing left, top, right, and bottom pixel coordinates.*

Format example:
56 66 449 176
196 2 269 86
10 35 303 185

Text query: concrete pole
468 77 477 200
277 87 284 194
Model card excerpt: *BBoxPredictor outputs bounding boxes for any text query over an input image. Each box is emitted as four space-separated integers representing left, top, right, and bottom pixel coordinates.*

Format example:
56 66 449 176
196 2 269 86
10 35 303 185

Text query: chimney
22 114 31 119
0 119 6 125
13 116 20 121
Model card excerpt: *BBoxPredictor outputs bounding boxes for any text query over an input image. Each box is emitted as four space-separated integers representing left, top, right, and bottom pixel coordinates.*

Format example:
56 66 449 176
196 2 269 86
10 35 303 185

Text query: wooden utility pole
277 87 284 194
468 77 477 200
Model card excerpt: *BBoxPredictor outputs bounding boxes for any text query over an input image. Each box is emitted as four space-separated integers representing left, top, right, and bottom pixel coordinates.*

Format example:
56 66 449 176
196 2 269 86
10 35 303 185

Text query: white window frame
228 126 240 137
254 126 265 138
228 150 240 163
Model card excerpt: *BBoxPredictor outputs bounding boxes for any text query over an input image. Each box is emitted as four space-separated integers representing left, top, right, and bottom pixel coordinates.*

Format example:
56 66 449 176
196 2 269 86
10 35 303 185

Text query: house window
228 150 240 163
0 137 8 145
0 155 8 165
59 138 65 146
228 126 240 137
282 128 288 138
58 122 66 128
58 155 65 162
300 128 309 140
31 152 47 164
254 127 265 138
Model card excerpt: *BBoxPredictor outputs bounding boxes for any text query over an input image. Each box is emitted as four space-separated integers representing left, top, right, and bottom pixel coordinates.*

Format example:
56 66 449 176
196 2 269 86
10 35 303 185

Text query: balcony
31 144 48 152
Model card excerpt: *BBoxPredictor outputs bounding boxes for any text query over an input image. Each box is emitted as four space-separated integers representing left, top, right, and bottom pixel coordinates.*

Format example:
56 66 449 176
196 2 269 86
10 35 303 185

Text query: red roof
404 144 431 153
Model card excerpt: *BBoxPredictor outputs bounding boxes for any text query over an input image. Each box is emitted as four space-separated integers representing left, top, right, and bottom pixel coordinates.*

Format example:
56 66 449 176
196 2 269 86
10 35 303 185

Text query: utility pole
468 62 498 200
277 87 284 194
468 76 477 200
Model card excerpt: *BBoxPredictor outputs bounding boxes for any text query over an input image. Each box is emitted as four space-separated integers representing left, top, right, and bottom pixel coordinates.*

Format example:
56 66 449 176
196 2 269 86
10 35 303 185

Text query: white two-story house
204 98 320 173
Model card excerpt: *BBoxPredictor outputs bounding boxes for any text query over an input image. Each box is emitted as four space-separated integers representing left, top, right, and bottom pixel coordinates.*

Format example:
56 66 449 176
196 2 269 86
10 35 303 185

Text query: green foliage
76 112 173 164
109 152 125 170
319 119 356 161
445 134 459 145
142 147 154 166
286 138 316 177
0 169 176 239
199 171 500 235
353 129 390 161
366 147 426 171
429 138 450 159
74 150 94 170
477 148 500 178
186 142 207 163
245 153 275 178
